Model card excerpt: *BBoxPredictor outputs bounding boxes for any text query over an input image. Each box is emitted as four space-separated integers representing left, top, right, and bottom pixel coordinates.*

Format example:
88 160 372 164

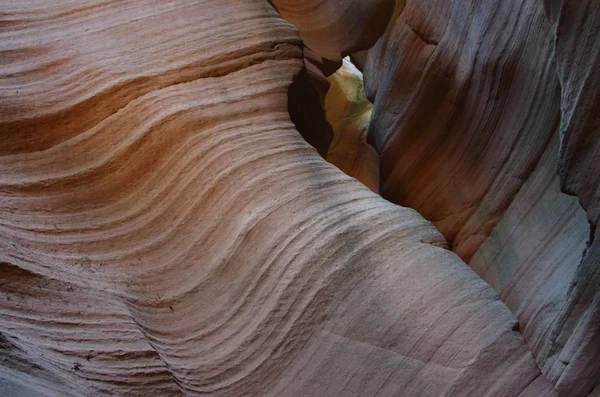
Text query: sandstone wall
0 1 559 396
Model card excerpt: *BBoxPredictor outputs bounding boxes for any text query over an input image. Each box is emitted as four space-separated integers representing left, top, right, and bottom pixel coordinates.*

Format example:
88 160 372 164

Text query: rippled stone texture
0 0 557 396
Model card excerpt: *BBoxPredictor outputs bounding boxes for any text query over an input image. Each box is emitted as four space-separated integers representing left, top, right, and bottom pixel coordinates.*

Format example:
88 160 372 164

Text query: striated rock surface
0 0 562 396
363 0 561 261
469 134 594 396
549 1 600 227
545 8 600 393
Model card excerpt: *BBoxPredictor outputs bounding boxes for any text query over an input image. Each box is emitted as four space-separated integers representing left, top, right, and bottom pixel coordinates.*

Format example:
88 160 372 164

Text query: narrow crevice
406 21 439 46
121 305 186 396
320 57 381 193
0 332 16 351
287 67 335 158
0 261 40 280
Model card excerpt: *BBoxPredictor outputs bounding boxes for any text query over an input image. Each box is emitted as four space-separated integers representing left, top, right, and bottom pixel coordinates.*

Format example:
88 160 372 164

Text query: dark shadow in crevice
287 67 334 158
0 262 38 279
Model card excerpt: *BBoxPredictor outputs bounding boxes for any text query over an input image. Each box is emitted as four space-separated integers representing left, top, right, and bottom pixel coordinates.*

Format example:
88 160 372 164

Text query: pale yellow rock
325 58 379 193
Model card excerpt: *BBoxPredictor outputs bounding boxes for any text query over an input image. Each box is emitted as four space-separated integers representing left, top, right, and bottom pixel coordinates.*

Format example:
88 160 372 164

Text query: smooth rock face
333 1 599 395
275 0 600 395
469 134 593 396
548 5 600 396
545 8 600 392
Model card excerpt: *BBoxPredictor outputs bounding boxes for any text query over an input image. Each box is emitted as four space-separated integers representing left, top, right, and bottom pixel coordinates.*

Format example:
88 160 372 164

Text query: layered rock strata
0 0 562 396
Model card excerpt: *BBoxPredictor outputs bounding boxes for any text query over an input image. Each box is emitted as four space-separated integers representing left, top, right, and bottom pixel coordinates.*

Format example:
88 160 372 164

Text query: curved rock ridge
0 262 180 396
0 0 302 156
0 0 557 396
270 0 398 60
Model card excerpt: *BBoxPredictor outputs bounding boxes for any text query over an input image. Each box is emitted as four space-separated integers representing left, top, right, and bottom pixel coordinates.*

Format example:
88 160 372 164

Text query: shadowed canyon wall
273 0 600 395
0 0 598 396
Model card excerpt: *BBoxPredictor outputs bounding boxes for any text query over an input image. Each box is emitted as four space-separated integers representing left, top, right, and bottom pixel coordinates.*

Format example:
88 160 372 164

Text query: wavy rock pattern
0 0 561 396
1 263 180 396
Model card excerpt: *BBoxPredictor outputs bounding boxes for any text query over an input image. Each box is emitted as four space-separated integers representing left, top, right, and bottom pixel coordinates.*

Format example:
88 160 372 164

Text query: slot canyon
0 1 599 396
